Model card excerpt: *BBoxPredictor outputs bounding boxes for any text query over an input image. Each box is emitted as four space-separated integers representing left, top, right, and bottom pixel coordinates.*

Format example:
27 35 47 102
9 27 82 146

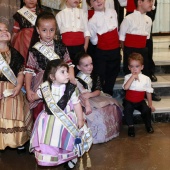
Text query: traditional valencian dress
25 39 72 110
29 82 92 166
0 47 32 150
76 71 122 144
12 6 41 63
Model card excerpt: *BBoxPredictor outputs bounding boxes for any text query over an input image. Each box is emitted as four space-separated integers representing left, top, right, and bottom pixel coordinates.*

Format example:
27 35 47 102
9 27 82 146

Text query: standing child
11 0 41 64
0 22 32 154
76 52 122 144
56 0 90 64
25 12 75 122
119 0 153 76
87 0 121 96
29 59 92 168
119 0 161 101
122 53 155 137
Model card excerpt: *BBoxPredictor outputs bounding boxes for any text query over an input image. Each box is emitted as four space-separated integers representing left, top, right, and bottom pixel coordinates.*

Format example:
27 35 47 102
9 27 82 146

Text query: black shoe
128 126 135 137
0 150 5 155
150 74 157 82
17 147 26 155
152 92 161 101
146 126 154 133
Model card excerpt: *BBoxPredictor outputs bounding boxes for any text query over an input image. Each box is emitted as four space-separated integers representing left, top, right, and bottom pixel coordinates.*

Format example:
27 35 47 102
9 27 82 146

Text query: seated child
122 53 155 137
75 52 122 144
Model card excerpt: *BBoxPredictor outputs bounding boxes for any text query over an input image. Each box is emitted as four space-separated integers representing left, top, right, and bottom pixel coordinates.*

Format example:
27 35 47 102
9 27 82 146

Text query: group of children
0 0 157 169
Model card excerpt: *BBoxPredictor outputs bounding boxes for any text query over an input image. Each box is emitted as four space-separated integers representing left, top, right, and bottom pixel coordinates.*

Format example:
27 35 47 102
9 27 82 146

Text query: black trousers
66 45 85 74
123 46 150 77
66 44 85 64
93 47 121 95
123 99 152 127
146 37 155 75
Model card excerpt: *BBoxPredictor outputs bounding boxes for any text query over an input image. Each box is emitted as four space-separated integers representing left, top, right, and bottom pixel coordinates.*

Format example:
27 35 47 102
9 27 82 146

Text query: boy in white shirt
56 0 90 65
87 0 121 96
122 53 155 137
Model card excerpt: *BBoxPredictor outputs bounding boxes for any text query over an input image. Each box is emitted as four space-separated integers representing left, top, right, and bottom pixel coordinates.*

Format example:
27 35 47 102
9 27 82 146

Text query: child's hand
132 73 139 81
11 86 21 97
80 92 91 100
70 77 77 85
149 105 155 112
85 105 92 115
77 119 84 129
26 89 35 102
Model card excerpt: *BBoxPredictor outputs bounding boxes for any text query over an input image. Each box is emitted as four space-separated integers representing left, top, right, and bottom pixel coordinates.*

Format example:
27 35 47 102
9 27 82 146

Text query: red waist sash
124 34 147 48
97 29 119 50
62 32 84 46
125 90 145 103
126 0 136 13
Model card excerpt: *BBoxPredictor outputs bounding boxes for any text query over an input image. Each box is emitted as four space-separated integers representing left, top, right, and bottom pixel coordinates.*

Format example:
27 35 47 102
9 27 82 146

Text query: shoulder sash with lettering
0 54 17 86
76 71 92 90
40 81 93 156
76 72 92 85
17 6 37 25
33 42 60 61
40 81 79 137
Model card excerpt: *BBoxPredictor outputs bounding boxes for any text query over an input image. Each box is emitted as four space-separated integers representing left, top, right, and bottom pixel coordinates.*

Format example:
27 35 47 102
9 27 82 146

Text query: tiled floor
0 123 170 170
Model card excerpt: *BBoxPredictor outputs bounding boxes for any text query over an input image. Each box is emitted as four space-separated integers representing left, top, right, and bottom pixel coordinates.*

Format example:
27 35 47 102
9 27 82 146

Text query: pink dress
76 72 122 144
29 83 79 166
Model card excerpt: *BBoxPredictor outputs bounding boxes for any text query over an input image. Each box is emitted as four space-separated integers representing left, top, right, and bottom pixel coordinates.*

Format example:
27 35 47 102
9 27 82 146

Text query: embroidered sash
33 42 60 61
41 81 92 156
76 72 92 90
17 6 37 25
0 54 17 86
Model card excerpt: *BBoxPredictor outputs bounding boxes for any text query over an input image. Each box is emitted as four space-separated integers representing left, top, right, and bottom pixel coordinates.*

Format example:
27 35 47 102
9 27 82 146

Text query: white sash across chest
17 6 37 25
76 72 92 90
33 42 60 60
0 54 17 86
41 81 92 156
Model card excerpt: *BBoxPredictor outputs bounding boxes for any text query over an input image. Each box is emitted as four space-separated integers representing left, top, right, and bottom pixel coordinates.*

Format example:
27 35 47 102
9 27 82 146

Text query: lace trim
0 127 27 134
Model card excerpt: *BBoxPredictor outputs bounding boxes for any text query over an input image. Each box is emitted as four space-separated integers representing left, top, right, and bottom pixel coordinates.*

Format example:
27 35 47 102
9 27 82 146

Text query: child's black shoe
128 126 135 137
146 126 154 133
17 146 26 155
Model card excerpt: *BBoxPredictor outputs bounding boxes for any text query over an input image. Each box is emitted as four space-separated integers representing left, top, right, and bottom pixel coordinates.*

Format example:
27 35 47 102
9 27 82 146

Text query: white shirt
122 73 153 93
56 7 90 37
88 8 118 45
119 10 152 41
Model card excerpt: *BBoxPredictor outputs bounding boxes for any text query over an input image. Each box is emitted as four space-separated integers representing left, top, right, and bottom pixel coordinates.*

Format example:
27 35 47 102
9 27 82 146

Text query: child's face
36 19 56 43
77 56 93 75
90 0 105 11
0 23 11 43
24 0 37 8
128 60 144 75
66 0 80 8
51 66 69 85
138 0 153 13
